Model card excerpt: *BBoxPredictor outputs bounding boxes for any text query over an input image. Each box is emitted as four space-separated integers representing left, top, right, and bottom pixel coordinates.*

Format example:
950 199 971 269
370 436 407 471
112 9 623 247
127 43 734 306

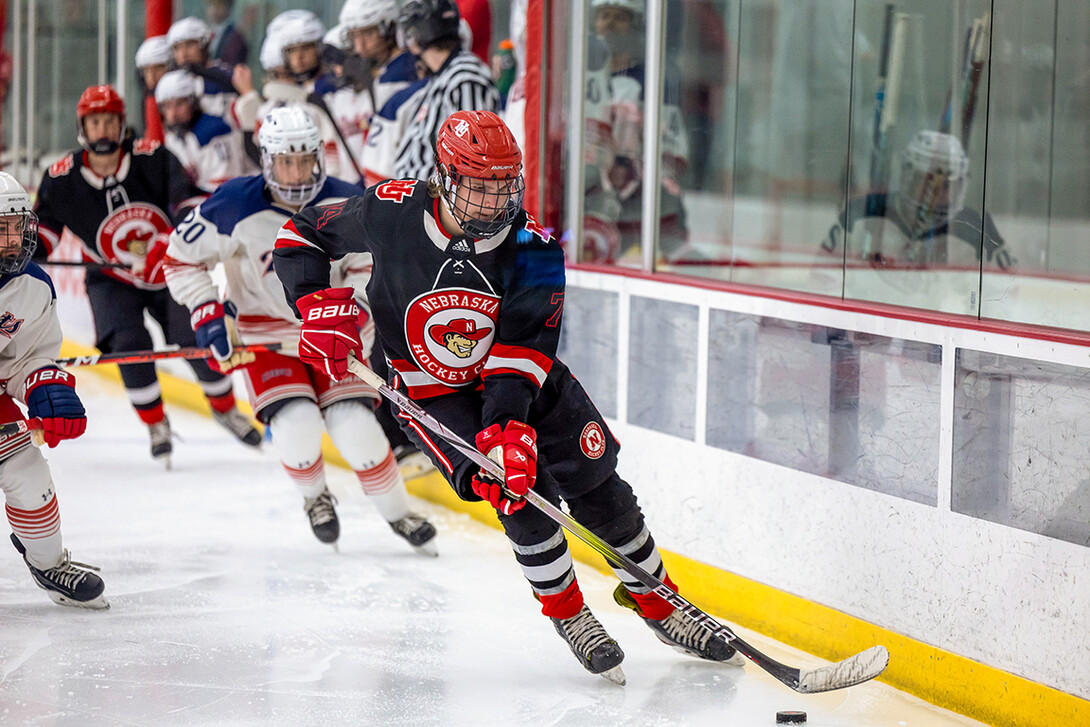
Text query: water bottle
495 39 516 107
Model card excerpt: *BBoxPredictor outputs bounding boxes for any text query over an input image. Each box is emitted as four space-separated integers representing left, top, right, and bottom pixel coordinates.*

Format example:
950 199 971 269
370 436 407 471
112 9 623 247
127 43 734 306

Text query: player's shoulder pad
512 212 564 287
367 178 427 207
313 73 337 97
0 262 57 299
381 53 420 84
47 152 78 179
132 137 162 156
197 175 271 234
514 212 555 248
191 114 233 147
377 79 427 120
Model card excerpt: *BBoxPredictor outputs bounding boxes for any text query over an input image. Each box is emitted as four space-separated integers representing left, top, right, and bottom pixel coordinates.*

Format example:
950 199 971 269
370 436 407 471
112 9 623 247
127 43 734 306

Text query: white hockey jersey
163 113 257 192
164 174 370 344
0 264 64 460
360 78 427 188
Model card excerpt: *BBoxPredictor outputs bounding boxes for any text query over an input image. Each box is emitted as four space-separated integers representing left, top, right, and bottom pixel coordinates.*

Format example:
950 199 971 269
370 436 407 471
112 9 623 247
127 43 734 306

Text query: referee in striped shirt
394 0 500 181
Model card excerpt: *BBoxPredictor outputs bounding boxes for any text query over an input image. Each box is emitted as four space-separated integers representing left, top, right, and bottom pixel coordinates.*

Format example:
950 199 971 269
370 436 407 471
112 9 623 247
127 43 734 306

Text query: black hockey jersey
274 179 565 429
34 139 204 290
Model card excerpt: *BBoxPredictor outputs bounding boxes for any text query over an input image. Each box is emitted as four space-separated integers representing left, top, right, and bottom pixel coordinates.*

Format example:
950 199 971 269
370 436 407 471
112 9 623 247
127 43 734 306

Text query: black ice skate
212 407 262 448
613 584 744 666
550 604 626 685
387 514 438 557
11 534 109 610
148 417 173 469
304 487 340 546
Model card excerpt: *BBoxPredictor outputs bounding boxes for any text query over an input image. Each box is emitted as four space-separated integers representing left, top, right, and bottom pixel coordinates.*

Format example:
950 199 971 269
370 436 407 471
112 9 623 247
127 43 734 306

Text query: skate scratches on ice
0 627 52 684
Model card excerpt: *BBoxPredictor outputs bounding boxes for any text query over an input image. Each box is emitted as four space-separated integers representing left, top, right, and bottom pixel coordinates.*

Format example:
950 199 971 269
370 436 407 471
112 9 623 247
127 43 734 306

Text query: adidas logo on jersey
451 239 471 253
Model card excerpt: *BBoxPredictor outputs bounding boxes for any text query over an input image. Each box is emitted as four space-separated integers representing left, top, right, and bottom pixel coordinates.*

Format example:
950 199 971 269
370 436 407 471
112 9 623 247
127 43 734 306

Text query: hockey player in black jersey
33 84 260 466
273 110 745 684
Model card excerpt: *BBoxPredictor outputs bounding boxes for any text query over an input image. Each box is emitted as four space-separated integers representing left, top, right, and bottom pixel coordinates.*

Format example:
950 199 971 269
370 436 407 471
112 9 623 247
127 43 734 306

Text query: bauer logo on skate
405 288 499 387
580 422 606 460
94 203 171 266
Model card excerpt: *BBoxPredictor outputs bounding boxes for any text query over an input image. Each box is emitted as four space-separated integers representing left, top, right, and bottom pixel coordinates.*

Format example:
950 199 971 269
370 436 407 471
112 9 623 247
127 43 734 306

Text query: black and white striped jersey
393 51 500 182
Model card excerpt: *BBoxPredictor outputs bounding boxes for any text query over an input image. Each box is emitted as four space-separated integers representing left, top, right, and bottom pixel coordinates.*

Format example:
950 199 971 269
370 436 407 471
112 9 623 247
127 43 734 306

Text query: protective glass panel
654 0 738 276
729 0 855 296
627 296 697 439
841 0 991 314
556 287 619 419
706 310 941 504
953 350 1090 547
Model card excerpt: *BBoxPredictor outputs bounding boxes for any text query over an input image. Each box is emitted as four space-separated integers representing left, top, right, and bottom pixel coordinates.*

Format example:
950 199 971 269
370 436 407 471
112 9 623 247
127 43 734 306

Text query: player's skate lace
10 534 107 607
613 583 743 664
212 407 262 448
550 605 625 676
304 488 339 544
148 418 173 459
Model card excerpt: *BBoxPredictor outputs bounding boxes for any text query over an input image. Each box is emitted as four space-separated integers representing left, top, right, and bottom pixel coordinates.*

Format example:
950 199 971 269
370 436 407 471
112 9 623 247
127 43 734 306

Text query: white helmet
324 24 351 53
0 172 39 275
277 12 326 49
340 0 400 36
154 70 199 104
259 30 288 72
258 105 327 206
135 36 171 69
167 17 212 49
897 130 970 232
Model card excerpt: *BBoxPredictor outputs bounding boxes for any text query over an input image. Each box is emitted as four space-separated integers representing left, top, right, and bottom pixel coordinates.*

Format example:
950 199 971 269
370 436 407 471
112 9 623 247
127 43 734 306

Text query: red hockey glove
24 367 87 448
140 233 170 285
471 421 538 515
296 287 363 381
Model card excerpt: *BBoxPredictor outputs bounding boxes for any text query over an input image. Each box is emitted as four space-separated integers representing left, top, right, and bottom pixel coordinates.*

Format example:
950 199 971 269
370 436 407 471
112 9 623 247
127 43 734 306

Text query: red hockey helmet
76 85 126 155
77 85 126 121
434 110 524 238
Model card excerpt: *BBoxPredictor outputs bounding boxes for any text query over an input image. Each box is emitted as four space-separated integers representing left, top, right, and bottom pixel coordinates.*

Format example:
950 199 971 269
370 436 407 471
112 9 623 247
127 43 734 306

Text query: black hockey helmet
398 0 461 52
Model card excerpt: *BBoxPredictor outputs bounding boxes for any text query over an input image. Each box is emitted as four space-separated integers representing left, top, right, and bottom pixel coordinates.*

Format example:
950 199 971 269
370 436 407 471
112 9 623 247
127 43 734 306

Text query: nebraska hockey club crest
580 422 606 459
94 203 170 266
405 288 500 387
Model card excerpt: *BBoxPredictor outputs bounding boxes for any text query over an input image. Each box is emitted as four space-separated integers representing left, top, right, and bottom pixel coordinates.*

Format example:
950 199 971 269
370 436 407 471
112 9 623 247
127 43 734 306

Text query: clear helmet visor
439 168 525 238
0 211 39 275
262 150 326 206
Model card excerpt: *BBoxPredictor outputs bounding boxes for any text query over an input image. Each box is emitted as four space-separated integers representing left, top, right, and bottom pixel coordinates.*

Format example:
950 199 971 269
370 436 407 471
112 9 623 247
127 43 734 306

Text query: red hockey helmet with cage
436 110 522 180
77 85 126 121
434 110 524 238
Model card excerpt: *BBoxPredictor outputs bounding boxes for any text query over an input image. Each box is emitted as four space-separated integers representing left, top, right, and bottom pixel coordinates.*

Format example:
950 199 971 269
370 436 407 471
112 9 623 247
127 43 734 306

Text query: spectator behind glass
206 0 248 66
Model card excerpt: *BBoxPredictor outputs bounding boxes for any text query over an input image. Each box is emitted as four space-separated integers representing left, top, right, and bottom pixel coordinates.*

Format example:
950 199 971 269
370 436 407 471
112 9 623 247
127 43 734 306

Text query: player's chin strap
344 355 890 694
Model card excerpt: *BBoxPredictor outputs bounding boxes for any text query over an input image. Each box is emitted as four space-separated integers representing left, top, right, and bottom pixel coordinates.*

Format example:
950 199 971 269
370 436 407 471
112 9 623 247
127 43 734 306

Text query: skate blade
48 592 110 610
153 454 172 471
412 540 439 558
598 664 626 686
331 542 340 554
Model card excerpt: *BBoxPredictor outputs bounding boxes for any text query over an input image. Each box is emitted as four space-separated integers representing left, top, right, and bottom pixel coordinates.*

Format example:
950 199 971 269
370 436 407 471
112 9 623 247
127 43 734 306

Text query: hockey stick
959 13 990 147
0 418 45 447
307 92 364 180
345 356 890 693
39 260 128 269
57 342 293 367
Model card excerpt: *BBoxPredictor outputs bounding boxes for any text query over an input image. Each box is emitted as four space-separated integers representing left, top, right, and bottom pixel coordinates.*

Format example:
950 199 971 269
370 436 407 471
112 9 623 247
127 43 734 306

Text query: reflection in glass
954 350 1090 547
706 311 941 505
628 296 697 439
556 287 620 419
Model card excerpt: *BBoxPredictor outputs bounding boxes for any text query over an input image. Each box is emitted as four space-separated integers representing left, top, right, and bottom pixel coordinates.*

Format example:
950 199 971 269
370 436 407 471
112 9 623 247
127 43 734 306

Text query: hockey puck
776 711 807 724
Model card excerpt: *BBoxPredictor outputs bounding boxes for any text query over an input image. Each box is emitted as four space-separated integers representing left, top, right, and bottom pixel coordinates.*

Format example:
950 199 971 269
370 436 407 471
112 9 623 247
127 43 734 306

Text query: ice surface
1 375 986 726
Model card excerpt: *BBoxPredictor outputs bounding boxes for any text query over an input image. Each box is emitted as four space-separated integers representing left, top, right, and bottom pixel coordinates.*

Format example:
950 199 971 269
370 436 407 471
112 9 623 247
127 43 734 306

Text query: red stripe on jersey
274 220 315 249
398 412 453 474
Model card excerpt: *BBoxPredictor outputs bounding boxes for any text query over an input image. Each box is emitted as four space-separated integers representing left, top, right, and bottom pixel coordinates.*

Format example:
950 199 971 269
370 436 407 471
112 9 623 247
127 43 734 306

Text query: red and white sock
356 450 411 522
282 457 326 500
6 496 63 570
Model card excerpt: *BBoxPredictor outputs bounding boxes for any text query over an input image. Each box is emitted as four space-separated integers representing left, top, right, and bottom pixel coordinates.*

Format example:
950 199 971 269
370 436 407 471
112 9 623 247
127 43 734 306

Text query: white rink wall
561 268 1090 702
